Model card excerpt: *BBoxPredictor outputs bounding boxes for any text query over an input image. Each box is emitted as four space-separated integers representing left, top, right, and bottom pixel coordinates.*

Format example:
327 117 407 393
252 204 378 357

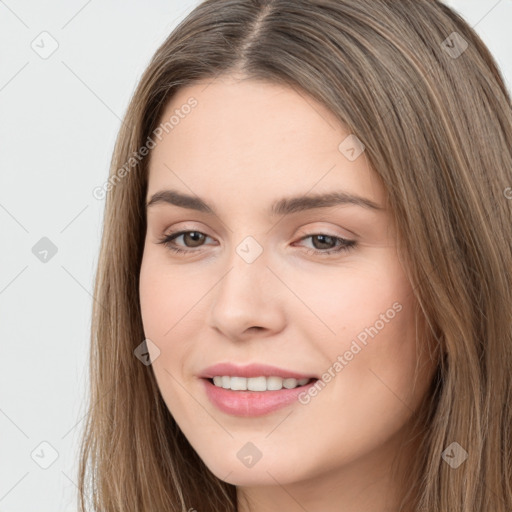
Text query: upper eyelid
163 219 355 237
157 213 359 238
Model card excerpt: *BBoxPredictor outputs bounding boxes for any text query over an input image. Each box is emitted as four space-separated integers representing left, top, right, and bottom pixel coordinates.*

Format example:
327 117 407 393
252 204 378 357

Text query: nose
207 241 287 342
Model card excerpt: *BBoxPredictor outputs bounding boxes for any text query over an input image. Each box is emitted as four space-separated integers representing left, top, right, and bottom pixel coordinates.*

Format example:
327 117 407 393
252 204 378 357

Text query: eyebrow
145 189 383 215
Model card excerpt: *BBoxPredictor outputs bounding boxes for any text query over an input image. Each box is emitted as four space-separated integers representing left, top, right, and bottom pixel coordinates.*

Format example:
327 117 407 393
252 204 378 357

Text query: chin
203 454 307 487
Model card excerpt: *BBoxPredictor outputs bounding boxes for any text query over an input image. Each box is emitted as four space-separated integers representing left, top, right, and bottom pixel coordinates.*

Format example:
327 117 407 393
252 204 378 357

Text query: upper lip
199 362 318 380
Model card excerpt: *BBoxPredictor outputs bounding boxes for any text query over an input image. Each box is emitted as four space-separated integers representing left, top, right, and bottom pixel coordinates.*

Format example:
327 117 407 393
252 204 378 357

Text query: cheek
139 255 195 418
139 251 194 340
312 288 424 455
139 250 205 394
286 253 413 352
290 256 422 420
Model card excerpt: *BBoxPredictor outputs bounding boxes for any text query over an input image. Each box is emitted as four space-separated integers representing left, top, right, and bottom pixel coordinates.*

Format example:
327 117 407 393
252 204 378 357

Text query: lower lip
201 378 318 417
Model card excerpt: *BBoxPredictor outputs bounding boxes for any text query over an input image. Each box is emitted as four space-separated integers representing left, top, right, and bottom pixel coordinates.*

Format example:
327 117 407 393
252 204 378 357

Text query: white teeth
210 376 312 391
282 378 298 389
267 376 283 390
247 376 267 391
230 376 247 390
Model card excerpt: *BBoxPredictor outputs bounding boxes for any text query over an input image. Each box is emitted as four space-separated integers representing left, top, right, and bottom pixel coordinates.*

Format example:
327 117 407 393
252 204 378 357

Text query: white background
0 1 510 511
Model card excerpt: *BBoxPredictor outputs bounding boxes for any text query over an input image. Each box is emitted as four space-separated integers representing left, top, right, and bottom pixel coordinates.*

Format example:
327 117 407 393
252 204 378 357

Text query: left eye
157 230 357 256
296 233 356 255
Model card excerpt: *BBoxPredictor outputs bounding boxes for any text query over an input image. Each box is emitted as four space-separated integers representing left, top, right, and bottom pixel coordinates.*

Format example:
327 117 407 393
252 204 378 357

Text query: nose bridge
219 234 269 305
207 233 285 336
234 234 266 266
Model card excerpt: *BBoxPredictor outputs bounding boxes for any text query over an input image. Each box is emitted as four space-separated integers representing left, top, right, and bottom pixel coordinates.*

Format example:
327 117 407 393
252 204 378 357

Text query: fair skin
139 75 437 512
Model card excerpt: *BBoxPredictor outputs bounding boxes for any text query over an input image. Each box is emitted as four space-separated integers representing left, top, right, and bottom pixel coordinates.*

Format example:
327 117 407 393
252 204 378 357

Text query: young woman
78 1 512 511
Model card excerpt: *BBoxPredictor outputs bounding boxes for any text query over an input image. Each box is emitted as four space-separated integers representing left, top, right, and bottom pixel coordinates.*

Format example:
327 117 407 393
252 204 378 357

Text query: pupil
186 232 204 247
314 235 334 249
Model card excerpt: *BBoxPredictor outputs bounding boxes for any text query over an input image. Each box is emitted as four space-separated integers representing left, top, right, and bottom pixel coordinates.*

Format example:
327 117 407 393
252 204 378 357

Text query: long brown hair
78 1 512 510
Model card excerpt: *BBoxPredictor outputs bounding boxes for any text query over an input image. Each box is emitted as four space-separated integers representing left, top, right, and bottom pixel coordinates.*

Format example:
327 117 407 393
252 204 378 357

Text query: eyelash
157 230 357 257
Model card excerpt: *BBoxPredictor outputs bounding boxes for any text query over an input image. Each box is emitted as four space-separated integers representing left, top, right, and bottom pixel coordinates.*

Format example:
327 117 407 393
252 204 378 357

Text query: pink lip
199 362 317 380
201 378 318 417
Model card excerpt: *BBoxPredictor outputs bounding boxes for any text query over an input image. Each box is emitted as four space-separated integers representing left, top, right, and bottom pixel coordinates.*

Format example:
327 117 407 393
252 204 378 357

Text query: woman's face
139 75 435 499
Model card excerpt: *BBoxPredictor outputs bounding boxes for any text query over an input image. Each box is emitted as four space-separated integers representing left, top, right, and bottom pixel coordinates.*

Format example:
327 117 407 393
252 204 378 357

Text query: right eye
157 230 215 254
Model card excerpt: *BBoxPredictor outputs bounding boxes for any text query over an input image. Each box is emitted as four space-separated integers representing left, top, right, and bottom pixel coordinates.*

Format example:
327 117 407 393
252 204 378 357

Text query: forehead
147 76 386 211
